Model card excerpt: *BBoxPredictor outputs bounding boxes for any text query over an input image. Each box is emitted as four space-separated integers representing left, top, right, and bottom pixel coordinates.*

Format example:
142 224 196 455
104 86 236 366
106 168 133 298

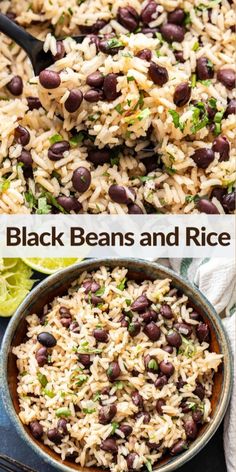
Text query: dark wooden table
0 311 227 472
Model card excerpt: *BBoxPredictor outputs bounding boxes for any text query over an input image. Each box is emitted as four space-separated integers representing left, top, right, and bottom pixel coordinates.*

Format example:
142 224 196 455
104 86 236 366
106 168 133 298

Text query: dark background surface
0 272 227 472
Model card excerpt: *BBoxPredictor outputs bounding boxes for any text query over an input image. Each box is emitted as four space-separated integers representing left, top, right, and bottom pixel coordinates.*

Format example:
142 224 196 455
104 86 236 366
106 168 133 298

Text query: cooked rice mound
0 0 235 214
13 266 223 472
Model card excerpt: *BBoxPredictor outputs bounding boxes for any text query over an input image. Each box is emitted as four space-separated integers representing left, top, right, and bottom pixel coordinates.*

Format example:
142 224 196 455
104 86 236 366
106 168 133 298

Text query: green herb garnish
69 132 85 147
0 179 10 194
117 278 127 291
75 374 88 387
43 389 55 398
83 408 96 414
106 38 124 49
37 373 48 388
168 109 184 132
49 133 63 145
56 407 71 417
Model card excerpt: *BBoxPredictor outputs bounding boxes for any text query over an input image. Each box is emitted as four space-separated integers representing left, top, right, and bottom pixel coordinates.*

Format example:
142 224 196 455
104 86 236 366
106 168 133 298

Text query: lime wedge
0 259 34 317
22 258 81 275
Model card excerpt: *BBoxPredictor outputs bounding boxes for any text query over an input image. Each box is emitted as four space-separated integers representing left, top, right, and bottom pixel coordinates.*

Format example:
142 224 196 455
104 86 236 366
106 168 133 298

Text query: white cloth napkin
159 258 236 472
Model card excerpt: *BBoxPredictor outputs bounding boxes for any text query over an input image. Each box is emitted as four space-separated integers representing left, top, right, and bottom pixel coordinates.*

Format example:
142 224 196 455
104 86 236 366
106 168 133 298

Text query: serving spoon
0 13 85 75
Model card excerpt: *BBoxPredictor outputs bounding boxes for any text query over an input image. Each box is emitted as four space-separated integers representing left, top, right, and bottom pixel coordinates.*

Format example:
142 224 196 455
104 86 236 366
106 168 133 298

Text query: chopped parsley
192 41 199 51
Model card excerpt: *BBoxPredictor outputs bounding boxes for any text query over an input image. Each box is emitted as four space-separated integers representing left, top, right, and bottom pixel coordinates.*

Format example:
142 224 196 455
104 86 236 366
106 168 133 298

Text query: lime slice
22 258 81 275
0 259 34 317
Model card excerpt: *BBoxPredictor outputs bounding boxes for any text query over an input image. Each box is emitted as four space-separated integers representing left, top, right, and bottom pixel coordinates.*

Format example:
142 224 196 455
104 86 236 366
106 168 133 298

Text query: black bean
140 309 158 323
176 377 186 390
48 141 70 161
15 125 30 146
18 149 33 168
128 203 144 214
108 185 135 204
196 57 214 80
72 167 91 193
131 390 144 409
170 440 188 455
141 27 159 36
99 39 123 56
27 96 42 110
126 453 139 470
160 304 173 319
192 409 204 423
144 354 159 372
47 428 63 444
119 315 129 328
136 49 152 61
85 293 103 305
60 317 72 328
194 383 205 400
83 280 100 293
162 345 174 354
217 68 236 90
86 71 104 88
166 330 182 347
99 404 117 424
222 191 236 212
56 196 82 213
189 311 201 321
196 198 219 214
107 361 121 381
224 99 236 117
103 73 119 100
156 399 166 414
191 148 215 169
147 441 161 451
141 1 158 25
173 82 191 107
136 411 150 424
144 322 161 341
69 321 80 333
131 294 150 312
65 89 83 113
159 360 174 377
154 375 168 389
84 89 103 103
119 424 133 437
53 41 65 62
180 401 192 413
58 418 68 435
93 328 109 343
101 386 111 396
29 421 43 439
174 322 193 338
78 353 91 367
128 322 141 337
160 23 185 43
81 19 107 34
142 154 159 173
7 75 23 96
117 6 139 32
174 51 185 63
101 438 118 454
35 346 48 366
149 62 169 85
168 8 185 25
184 418 198 439
39 70 61 89
212 135 230 161
196 322 210 343
88 148 110 165
37 332 57 347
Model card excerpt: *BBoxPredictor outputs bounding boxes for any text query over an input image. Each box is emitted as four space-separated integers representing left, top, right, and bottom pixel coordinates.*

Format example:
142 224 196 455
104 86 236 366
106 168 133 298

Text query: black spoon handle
0 13 40 56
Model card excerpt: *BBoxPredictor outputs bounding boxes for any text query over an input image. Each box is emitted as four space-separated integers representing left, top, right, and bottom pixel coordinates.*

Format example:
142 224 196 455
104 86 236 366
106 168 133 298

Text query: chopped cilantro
106 38 124 49
68 7 73 15
95 286 105 296
56 407 71 417
168 109 184 132
111 422 119 434
122 51 133 58
190 105 209 133
139 175 155 183
126 299 131 306
43 389 55 398
191 73 197 88
36 197 51 214
184 12 191 25
208 98 217 109
0 179 10 194
148 359 158 371
214 111 224 123
137 108 150 121
83 408 96 414
115 104 124 115
114 380 124 390
44 192 67 214
49 133 63 145
185 194 199 203
69 132 85 147
37 373 48 388
93 392 101 401
117 277 127 291
75 374 88 387
146 460 152 472
192 41 199 51
127 76 135 82
199 79 212 86
164 166 176 175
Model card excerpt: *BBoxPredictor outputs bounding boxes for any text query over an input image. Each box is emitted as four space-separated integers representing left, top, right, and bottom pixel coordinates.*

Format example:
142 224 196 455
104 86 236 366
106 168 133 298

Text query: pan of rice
0 1 235 215
0 258 232 472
